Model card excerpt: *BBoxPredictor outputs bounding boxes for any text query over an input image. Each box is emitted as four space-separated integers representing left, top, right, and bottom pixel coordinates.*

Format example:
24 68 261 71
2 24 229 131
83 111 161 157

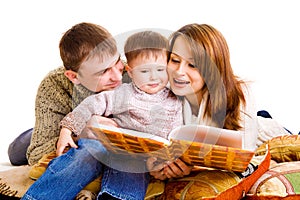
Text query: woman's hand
163 159 193 179
146 157 168 180
56 127 78 156
147 157 193 180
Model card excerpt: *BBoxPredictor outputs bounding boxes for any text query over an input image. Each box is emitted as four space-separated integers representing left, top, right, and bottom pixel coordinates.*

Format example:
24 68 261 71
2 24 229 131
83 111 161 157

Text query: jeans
21 139 150 200
8 128 32 165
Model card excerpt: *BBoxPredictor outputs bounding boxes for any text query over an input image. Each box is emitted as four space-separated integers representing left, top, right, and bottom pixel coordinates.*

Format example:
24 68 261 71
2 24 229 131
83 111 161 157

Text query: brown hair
124 31 168 65
59 22 117 72
169 23 245 130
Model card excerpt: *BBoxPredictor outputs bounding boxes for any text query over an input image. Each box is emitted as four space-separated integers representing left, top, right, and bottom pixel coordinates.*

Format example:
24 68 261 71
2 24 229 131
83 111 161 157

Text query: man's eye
96 69 108 76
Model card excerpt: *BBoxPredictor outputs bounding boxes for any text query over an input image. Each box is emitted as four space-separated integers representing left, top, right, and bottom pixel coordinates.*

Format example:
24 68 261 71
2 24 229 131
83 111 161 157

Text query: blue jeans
8 128 32 165
21 139 150 200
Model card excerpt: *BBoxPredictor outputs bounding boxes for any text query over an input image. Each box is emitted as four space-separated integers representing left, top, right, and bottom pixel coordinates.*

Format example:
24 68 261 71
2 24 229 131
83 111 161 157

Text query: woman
147 23 258 180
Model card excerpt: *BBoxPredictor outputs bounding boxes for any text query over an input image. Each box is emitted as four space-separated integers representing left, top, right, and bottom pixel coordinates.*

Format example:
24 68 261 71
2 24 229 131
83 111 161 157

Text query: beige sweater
26 67 94 165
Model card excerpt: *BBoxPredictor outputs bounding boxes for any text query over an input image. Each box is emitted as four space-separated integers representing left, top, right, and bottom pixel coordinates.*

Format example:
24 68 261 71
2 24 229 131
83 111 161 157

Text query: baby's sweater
61 83 183 139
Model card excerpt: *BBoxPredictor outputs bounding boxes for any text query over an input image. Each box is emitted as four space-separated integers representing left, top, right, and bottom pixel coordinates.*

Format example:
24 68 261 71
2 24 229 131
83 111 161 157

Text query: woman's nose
175 63 186 75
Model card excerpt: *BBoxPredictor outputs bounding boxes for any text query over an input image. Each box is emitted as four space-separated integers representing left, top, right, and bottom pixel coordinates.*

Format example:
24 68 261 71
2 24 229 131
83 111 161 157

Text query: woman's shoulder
238 80 254 98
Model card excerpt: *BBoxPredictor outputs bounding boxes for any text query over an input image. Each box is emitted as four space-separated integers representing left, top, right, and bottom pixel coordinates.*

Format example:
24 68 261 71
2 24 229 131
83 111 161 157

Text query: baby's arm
60 92 113 136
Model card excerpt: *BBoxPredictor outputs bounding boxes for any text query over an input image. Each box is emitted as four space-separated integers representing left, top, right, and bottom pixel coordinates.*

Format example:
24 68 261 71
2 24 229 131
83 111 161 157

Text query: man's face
76 53 124 92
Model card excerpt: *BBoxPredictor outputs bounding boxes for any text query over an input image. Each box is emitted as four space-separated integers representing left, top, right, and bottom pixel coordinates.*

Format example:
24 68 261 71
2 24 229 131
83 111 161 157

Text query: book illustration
88 124 254 172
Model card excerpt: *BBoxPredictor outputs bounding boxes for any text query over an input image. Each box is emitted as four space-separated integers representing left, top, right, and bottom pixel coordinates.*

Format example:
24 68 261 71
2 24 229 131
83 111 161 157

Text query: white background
0 0 299 163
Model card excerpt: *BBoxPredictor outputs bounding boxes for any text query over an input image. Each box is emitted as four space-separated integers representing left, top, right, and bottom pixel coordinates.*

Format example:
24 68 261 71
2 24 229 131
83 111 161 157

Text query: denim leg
21 139 107 200
98 159 150 200
8 128 32 165
257 110 272 118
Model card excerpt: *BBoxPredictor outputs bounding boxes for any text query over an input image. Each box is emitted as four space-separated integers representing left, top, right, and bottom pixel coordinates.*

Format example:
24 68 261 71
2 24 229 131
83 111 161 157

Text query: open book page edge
168 124 244 149
88 124 254 172
89 123 171 145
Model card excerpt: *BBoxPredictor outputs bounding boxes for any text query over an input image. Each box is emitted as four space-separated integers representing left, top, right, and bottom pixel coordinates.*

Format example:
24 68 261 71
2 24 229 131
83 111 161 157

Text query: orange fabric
159 148 270 200
212 148 271 200
245 194 300 200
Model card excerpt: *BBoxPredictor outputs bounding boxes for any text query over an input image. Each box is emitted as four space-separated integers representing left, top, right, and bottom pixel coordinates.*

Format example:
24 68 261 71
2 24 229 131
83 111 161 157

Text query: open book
88 124 254 172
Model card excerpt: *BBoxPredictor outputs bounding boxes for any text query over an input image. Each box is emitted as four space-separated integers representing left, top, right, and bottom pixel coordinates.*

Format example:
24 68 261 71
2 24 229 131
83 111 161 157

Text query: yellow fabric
28 151 57 180
255 135 300 162
160 170 241 200
144 179 165 200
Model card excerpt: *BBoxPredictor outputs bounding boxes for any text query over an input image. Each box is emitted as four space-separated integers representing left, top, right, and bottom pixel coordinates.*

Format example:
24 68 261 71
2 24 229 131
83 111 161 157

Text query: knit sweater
26 67 94 165
61 83 183 139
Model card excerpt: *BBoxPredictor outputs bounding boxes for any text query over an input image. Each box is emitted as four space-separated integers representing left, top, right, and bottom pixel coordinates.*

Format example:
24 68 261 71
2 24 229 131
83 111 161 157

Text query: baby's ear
125 65 133 78
64 70 80 84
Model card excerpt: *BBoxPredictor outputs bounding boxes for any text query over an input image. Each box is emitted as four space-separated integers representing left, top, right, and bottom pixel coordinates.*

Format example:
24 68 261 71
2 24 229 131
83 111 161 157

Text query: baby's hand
56 127 78 156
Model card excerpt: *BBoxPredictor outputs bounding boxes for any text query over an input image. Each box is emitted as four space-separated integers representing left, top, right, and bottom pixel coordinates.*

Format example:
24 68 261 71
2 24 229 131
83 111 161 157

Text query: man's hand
56 127 78 156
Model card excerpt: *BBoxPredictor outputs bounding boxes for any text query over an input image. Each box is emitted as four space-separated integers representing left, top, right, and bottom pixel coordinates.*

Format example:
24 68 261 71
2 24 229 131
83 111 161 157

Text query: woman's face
167 36 205 97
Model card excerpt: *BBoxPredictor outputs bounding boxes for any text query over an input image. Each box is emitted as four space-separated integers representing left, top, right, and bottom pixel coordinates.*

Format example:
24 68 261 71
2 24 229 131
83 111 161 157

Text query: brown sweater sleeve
26 67 74 165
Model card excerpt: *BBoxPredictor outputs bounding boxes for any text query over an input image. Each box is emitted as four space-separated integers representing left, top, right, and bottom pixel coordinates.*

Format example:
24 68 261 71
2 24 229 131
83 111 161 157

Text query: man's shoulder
37 66 72 94
45 66 67 79
40 67 70 85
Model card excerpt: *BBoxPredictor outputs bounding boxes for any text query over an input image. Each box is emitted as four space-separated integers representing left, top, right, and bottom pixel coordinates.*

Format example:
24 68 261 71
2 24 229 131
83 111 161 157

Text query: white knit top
61 83 183 139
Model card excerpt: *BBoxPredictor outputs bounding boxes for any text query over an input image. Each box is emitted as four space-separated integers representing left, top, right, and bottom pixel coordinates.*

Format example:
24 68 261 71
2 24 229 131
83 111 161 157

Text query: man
9 23 148 200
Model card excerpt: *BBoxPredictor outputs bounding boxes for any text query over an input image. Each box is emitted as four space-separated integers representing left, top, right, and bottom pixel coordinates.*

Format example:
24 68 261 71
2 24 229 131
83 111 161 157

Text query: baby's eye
157 68 165 72
140 70 149 73
171 58 180 63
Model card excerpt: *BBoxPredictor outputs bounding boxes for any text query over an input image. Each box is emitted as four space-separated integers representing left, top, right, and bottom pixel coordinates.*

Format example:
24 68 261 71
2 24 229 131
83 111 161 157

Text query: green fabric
285 172 300 193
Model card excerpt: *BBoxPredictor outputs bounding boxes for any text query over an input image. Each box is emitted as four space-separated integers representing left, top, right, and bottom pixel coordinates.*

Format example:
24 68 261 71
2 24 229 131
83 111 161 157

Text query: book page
88 124 173 160
90 124 170 144
168 124 243 148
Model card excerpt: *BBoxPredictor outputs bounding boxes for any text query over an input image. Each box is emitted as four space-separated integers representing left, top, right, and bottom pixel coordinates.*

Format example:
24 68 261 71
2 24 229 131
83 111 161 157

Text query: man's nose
110 65 123 80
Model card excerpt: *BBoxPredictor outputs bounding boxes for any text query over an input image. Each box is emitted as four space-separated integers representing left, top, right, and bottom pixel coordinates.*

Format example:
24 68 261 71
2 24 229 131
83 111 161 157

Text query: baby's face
128 54 168 94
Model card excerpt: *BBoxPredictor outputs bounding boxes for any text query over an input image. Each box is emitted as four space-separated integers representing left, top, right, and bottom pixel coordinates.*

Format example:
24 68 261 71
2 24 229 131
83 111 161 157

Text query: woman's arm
241 83 258 151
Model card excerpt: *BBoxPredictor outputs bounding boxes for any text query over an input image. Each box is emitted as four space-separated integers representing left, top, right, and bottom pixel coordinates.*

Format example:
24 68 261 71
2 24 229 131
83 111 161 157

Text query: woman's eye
188 63 196 68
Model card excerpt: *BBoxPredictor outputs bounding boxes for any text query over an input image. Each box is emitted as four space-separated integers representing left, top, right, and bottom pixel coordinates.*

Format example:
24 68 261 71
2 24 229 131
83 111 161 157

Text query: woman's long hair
169 23 245 130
